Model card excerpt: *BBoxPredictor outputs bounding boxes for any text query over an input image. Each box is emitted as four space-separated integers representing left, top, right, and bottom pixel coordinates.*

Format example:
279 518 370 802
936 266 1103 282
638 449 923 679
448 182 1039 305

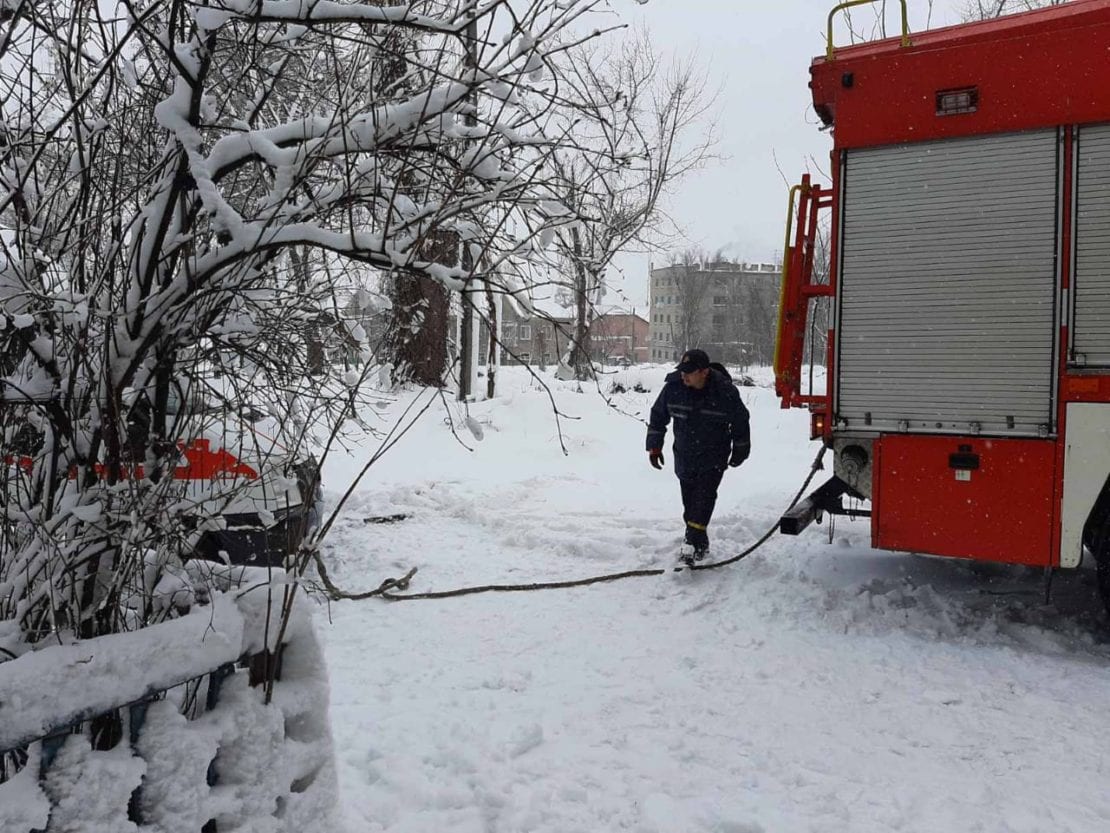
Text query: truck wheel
1094 519 1110 616
1099 551 1110 617
1084 476 1110 554
1083 477 1110 616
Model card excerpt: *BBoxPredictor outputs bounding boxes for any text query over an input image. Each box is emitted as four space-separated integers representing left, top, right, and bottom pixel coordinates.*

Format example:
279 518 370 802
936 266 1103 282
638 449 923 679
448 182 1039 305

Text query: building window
519 352 531 364
713 296 726 306
503 323 516 341
519 325 532 341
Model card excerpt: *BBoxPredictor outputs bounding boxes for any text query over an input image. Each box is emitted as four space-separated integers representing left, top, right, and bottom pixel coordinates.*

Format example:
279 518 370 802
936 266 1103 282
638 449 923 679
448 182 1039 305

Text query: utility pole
457 14 478 401
458 277 474 401
631 306 636 363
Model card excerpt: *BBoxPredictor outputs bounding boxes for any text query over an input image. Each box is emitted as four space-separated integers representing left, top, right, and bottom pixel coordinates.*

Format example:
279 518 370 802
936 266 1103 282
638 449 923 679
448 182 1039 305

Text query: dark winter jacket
646 368 751 479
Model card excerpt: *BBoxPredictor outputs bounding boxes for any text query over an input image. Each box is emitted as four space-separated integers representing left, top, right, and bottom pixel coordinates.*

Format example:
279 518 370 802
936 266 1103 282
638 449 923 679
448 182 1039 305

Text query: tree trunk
386 274 450 387
568 226 594 380
287 247 327 376
386 230 455 386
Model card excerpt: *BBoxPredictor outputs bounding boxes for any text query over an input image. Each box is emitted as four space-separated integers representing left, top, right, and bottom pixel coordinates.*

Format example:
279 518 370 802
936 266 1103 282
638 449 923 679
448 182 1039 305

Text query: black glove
649 448 664 470
728 442 749 468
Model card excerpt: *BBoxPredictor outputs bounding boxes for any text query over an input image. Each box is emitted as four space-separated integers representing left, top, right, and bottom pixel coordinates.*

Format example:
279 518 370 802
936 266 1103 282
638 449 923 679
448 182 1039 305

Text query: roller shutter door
837 130 1058 437
1074 123 1110 367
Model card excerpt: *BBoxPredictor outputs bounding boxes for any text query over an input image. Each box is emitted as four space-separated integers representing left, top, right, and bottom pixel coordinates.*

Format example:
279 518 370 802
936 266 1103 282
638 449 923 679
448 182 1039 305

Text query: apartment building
647 260 781 366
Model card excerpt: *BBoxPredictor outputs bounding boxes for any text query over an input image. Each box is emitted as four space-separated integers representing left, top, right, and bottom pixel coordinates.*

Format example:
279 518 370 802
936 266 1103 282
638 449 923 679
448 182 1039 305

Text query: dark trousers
679 468 725 548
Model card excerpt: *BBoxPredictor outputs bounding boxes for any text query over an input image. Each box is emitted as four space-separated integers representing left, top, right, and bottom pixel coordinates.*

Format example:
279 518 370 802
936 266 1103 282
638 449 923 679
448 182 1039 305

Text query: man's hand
649 448 664 470
729 442 749 468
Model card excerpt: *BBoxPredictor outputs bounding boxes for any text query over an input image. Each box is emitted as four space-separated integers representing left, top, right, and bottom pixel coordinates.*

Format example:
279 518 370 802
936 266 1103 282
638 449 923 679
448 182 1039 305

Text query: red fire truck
774 0 1110 612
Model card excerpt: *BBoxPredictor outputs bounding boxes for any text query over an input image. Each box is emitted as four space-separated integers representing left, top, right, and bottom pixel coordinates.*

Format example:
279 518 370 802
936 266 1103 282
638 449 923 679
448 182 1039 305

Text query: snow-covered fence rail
0 569 337 832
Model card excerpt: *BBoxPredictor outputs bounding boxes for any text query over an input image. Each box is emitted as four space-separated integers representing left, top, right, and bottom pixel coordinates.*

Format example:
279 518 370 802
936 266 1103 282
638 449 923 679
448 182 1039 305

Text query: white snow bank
316 364 1110 833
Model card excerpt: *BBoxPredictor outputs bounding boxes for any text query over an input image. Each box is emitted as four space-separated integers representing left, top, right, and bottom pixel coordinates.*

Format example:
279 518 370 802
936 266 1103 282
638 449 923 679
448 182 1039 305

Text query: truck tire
1099 550 1110 617
1084 477 1110 552
1085 477 1110 616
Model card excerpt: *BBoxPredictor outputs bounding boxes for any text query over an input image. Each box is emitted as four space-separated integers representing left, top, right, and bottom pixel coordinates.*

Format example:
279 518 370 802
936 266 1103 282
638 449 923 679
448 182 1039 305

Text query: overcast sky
604 0 971 309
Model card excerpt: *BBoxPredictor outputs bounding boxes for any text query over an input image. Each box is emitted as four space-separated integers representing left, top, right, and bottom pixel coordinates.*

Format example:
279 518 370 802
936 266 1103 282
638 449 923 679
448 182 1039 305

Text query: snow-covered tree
665 248 715 355
959 0 1069 20
0 0 619 646
544 28 717 380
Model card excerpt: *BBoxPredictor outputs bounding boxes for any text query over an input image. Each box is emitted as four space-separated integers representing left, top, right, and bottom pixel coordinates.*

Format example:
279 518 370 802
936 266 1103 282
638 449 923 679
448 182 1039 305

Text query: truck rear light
810 411 827 439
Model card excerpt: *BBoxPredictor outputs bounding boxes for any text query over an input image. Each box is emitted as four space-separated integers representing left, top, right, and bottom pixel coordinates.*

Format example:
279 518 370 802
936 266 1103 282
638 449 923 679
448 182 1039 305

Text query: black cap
675 349 710 374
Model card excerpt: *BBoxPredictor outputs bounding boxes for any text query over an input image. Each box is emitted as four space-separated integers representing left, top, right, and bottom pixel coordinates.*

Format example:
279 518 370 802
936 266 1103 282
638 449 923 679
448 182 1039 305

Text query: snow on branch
207 0 466 33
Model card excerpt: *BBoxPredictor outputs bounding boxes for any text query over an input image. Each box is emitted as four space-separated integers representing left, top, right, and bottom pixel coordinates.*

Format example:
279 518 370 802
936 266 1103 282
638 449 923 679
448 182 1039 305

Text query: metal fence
0 584 337 833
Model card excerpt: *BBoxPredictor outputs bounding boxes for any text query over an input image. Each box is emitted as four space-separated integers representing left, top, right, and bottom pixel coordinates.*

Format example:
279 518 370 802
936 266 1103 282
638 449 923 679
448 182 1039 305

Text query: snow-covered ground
316 365 1110 833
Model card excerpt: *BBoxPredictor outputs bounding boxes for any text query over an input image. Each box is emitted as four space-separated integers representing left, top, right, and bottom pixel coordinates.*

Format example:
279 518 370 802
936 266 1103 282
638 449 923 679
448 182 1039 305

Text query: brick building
588 311 649 364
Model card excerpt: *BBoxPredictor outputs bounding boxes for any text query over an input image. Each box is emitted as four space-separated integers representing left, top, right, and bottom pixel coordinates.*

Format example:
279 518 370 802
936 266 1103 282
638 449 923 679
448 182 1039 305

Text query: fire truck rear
774 0 1110 612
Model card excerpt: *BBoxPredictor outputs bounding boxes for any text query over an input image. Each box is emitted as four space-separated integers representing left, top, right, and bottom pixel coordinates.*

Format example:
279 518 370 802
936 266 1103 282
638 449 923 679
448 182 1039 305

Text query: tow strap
310 446 828 602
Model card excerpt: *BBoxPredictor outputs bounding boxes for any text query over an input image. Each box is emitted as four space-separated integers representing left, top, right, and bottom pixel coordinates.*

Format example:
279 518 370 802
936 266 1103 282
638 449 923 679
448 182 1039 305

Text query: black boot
674 542 710 568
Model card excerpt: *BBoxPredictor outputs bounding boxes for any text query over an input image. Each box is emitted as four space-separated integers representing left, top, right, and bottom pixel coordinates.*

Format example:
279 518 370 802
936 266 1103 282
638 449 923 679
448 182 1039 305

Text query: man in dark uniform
646 349 751 564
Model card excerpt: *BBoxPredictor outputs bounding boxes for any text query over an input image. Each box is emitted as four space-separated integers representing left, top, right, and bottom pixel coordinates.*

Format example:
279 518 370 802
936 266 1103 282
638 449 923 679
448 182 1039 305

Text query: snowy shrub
0 0 626 648
0 747 50 831
207 675 288 828
0 0 673 827
135 701 219 833
41 735 146 833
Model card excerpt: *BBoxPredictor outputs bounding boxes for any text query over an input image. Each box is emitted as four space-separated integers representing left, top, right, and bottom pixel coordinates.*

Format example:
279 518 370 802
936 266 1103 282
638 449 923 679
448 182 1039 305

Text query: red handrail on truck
774 175 833 436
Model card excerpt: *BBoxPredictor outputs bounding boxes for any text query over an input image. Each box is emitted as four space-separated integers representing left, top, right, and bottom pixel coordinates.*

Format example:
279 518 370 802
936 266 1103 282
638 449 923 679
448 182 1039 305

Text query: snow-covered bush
0 0 617 649
0 2 676 828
